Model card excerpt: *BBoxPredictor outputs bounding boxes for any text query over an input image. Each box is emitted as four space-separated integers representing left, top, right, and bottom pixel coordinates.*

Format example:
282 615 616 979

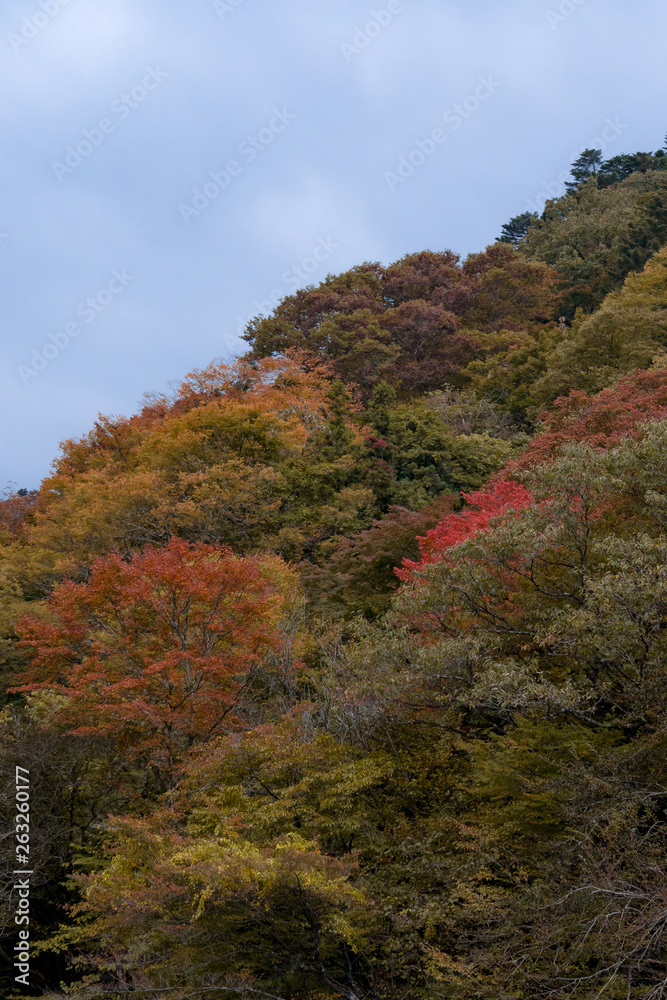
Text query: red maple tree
396 481 534 581
16 538 283 775
506 368 667 475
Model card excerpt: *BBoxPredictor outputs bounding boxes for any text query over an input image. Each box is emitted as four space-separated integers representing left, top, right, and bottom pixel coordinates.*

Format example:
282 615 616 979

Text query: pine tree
565 147 603 190
368 380 396 436
498 210 538 247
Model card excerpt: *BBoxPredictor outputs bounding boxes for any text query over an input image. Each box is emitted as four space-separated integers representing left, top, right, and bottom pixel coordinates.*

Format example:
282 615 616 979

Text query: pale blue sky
1 0 665 488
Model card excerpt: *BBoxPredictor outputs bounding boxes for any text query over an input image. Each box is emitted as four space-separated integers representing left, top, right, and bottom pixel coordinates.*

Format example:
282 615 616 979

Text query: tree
68 824 369 1000
396 479 534 580
240 249 557 396
325 424 667 996
16 538 289 783
531 245 667 406
316 380 357 459
504 365 667 475
43 717 395 1000
461 244 559 331
523 168 667 314
0 486 38 543
1 354 363 578
0 699 126 995
565 148 603 191
381 249 473 310
497 211 538 247
302 494 457 619
597 149 667 187
367 380 396 436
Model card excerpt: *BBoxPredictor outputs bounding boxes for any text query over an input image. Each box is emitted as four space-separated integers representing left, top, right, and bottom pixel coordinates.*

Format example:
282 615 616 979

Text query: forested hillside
3 138 667 1000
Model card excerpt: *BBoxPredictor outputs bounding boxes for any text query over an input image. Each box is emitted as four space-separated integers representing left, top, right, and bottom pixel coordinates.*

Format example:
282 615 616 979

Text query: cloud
1 0 666 486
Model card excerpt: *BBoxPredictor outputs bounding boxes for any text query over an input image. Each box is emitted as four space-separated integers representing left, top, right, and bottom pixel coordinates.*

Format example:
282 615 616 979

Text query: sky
1 0 665 490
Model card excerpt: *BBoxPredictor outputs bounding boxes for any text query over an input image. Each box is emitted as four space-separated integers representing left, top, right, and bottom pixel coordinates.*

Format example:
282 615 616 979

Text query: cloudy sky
1 0 664 489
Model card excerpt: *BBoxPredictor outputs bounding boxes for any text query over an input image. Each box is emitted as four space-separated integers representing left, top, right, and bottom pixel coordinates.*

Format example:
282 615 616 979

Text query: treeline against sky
2 137 667 1000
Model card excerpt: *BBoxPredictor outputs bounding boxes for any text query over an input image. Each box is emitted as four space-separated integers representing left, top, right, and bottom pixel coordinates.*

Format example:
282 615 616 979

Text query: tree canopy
3 134 667 1000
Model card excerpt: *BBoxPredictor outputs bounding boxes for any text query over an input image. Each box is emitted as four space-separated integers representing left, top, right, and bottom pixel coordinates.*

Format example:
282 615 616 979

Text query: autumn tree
242 249 558 395
503 364 667 475
460 243 559 331
302 493 458 619
50 716 395 1000
15 538 292 784
320 423 667 997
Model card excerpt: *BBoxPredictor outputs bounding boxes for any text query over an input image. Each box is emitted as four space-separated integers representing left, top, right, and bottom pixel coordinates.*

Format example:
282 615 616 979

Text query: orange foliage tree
16 538 286 779
49 350 336 482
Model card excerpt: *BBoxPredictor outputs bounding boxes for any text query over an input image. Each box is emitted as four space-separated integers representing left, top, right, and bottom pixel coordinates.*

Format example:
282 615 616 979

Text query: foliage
497 210 538 247
5 140 667 1000
523 170 667 314
532 244 667 405
498 138 667 313
395 479 534 578
14 538 291 783
506 364 667 473
242 248 560 394
302 494 458 619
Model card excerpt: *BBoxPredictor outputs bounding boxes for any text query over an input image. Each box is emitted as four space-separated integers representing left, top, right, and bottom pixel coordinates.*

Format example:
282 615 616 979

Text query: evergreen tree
319 379 356 458
497 210 538 247
368 379 396 436
565 147 603 190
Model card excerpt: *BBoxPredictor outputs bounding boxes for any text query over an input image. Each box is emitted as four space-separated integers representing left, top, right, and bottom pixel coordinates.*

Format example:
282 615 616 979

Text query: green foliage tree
496 137 667 314
532 244 667 405
565 147 603 190
497 210 538 246
524 169 667 314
